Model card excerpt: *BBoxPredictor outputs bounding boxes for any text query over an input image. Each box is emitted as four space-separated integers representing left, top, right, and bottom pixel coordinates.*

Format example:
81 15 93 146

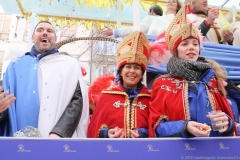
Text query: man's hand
101 26 113 37
49 133 61 138
206 7 219 25
236 123 240 127
223 28 237 43
222 80 227 87
0 86 16 113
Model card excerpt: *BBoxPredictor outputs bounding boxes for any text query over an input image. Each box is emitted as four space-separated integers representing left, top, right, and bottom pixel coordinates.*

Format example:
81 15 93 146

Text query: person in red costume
186 0 235 45
88 31 151 138
148 5 237 138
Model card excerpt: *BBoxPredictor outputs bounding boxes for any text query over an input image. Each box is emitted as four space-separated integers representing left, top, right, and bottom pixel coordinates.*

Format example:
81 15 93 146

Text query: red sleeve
148 78 168 137
204 20 212 27
88 93 126 138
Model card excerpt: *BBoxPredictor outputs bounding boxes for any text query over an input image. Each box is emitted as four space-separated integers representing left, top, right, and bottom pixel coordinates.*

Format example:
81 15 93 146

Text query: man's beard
35 40 56 53
36 45 51 53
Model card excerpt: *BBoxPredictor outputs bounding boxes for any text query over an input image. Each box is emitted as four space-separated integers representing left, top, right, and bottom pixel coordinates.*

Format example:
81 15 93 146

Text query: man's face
32 22 56 53
192 0 208 13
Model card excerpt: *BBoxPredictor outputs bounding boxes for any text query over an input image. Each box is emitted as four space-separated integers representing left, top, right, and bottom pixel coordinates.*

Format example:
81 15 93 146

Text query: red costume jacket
149 75 236 137
88 84 151 138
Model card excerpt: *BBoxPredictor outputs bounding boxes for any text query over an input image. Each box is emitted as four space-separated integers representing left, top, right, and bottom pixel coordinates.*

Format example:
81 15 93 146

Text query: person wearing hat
148 5 236 138
88 31 151 138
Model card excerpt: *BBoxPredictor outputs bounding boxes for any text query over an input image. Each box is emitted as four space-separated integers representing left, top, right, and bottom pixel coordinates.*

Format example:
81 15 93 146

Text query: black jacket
0 81 83 138
50 81 83 138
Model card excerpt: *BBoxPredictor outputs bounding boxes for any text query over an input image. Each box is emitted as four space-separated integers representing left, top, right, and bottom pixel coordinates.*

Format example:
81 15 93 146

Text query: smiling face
32 22 56 53
120 63 143 89
176 37 200 61
192 0 208 13
167 0 178 13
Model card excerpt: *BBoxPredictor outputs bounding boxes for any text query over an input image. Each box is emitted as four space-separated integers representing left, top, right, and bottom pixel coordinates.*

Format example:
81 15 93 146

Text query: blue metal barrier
147 35 240 84
1 137 240 160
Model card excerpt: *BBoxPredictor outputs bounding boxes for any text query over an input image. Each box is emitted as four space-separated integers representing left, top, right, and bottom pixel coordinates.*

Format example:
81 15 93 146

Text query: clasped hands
108 126 139 138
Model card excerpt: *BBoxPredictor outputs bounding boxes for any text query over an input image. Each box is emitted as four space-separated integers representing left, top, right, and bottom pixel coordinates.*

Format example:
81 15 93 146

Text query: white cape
38 53 89 138
147 14 175 36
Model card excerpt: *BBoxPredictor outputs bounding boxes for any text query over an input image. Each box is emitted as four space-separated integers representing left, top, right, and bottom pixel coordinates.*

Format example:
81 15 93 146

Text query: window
58 25 77 42
23 20 29 42
0 13 11 41
98 65 117 77
0 51 5 79
97 41 117 55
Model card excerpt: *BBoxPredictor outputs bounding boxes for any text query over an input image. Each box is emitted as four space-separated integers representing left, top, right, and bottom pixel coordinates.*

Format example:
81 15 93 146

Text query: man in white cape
1 21 89 138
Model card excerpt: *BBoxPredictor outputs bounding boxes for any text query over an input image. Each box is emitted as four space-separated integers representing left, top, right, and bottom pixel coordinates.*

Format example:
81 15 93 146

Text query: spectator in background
187 0 236 45
232 17 240 46
148 0 182 67
224 81 240 134
101 5 163 38
148 0 182 36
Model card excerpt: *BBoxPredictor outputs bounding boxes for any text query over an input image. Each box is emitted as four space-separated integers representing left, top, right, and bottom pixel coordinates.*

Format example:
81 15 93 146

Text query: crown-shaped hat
165 4 201 54
116 31 150 70
184 0 191 4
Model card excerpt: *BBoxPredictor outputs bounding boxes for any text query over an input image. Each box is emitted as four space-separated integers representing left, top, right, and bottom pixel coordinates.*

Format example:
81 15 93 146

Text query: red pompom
88 73 115 113
149 32 172 67
81 66 87 77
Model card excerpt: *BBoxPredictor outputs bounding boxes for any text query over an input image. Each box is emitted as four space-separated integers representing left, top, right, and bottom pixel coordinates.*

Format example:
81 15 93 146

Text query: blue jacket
155 69 234 137
225 81 240 134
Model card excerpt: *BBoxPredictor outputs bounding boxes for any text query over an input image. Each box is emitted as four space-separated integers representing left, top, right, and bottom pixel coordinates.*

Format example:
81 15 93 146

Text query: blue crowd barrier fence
146 35 240 85
1 137 240 160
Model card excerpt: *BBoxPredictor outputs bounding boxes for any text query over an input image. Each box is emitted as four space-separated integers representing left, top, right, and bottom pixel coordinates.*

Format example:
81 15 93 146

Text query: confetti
14 126 42 137
33 64 38 70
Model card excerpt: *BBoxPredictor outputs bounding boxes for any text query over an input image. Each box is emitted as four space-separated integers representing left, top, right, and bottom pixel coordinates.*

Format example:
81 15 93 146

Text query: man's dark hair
32 21 56 36
149 5 163 16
